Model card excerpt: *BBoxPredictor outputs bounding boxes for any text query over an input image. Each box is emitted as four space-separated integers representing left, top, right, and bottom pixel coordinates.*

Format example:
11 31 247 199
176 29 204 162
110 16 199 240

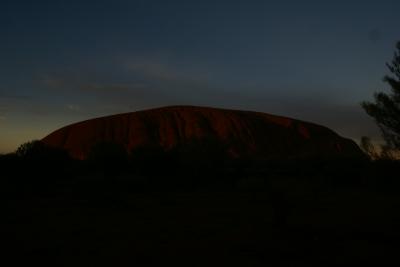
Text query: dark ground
2 157 400 266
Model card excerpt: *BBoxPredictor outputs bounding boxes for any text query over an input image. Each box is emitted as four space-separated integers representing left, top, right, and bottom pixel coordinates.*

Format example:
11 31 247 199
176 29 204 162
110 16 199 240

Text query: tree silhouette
87 141 128 173
15 140 69 162
360 136 378 160
362 41 400 151
379 144 396 160
172 137 229 175
16 140 46 158
359 136 397 160
130 145 169 173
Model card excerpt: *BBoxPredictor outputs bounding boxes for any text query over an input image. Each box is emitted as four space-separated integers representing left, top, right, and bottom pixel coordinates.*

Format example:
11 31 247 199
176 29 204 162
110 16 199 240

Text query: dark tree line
4 138 231 176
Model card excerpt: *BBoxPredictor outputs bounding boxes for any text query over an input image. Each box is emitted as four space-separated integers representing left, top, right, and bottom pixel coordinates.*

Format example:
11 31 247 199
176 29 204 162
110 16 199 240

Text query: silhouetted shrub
0 153 19 174
174 138 228 170
15 140 70 163
129 145 171 175
360 136 378 160
125 138 232 187
3 141 73 191
379 145 397 160
166 137 231 187
87 141 129 173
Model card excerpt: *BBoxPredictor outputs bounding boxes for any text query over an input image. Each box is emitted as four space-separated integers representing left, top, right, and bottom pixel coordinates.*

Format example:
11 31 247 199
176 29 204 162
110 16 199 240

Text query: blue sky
1 0 400 152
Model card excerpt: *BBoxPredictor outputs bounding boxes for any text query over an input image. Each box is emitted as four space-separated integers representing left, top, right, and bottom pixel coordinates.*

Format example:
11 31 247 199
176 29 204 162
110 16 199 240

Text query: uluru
41 106 365 160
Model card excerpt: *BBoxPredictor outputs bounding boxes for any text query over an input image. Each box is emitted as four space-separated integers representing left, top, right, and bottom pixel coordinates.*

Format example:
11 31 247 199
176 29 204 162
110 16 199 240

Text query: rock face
42 106 365 160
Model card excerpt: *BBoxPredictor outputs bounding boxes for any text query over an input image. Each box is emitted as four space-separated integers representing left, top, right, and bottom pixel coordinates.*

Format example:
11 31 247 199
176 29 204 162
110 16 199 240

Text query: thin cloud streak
0 92 31 100
66 104 81 112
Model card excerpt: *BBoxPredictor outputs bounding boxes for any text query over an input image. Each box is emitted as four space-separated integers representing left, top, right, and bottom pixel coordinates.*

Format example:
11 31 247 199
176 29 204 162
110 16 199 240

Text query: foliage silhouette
360 136 378 160
129 145 173 174
16 140 48 158
87 141 128 173
359 136 397 161
171 137 228 172
379 144 396 161
362 41 400 152
15 140 70 163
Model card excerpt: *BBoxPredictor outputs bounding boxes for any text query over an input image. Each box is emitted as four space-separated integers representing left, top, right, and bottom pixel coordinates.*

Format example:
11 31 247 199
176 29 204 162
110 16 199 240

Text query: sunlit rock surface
42 106 364 160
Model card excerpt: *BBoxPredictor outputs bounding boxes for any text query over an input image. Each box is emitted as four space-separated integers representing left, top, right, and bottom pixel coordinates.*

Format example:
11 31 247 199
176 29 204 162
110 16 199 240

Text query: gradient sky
1 0 400 153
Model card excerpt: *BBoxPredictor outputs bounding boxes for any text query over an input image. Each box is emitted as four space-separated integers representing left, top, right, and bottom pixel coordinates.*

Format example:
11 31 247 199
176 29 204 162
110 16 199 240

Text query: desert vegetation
361 41 400 161
1 136 400 265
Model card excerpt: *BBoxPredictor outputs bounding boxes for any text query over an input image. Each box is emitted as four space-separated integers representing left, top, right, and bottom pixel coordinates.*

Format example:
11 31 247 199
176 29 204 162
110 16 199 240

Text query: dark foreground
2 158 400 266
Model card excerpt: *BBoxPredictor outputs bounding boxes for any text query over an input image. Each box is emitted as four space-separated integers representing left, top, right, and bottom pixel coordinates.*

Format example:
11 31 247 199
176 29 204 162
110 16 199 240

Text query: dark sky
1 0 399 153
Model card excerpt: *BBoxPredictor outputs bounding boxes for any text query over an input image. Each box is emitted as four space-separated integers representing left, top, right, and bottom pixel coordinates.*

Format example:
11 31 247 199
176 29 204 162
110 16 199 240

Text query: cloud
40 73 151 95
0 92 31 100
125 59 212 87
41 75 67 88
39 56 217 103
128 62 179 81
37 59 219 113
81 83 147 91
66 104 81 112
